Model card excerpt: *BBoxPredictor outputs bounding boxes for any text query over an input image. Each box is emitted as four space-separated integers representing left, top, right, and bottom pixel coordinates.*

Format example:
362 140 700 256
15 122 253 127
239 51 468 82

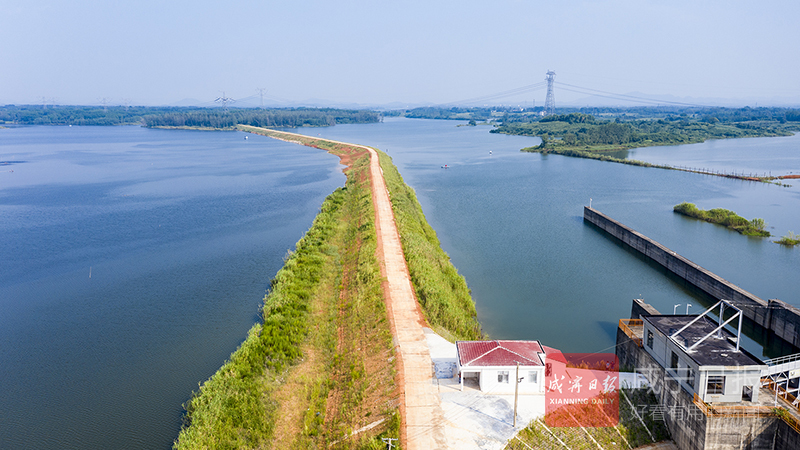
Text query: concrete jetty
584 206 800 350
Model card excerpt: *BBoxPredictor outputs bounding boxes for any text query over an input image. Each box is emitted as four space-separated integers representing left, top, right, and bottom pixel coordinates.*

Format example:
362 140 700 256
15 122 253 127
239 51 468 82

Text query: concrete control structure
642 313 765 404
618 299 800 450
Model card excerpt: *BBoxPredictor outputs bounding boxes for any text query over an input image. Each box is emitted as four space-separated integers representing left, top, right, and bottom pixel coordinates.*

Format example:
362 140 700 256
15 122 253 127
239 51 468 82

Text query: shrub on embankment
174 187 346 449
377 150 483 341
673 202 770 237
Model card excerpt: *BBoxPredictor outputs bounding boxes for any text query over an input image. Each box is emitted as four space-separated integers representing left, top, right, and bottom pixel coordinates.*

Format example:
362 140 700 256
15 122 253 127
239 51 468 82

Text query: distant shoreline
148 125 236 131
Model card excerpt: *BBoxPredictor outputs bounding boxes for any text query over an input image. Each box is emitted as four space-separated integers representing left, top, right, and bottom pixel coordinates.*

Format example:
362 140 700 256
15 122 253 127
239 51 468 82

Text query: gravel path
249 127 449 449
364 145 449 450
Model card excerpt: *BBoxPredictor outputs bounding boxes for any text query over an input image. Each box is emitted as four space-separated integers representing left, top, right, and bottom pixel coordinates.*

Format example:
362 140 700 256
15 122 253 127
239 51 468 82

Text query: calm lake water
1 120 798 448
628 133 800 177
293 118 800 354
0 126 345 449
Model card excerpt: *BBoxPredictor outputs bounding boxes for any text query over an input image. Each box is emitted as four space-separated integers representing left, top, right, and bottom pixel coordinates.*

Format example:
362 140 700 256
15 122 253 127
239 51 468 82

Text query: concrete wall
767 299 800 349
586 207 800 350
705 414 778 450
616 326 640 372
776 419 800 450
632 298 660 320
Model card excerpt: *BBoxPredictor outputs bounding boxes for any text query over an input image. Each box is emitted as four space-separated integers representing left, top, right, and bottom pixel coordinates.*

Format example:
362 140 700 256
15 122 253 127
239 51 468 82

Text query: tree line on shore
495 110 800 148
143 108 380 128
402 105 800 127
0 105 381 128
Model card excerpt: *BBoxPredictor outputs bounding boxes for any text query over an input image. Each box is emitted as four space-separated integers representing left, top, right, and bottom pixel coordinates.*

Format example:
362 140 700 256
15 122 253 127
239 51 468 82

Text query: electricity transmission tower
215 91 235 111
544 70 556 115
255 88 267 109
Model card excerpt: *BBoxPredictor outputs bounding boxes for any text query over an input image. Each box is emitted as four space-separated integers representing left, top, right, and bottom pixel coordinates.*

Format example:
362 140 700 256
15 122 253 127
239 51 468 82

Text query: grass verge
241 124 483 341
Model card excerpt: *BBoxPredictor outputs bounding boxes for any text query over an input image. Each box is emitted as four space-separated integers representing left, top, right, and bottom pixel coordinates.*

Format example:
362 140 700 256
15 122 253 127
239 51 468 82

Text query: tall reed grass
377 150 482 341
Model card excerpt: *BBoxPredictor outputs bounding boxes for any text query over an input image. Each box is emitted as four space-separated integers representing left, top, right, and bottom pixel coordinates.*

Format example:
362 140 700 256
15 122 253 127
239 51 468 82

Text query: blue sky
2 0 799 107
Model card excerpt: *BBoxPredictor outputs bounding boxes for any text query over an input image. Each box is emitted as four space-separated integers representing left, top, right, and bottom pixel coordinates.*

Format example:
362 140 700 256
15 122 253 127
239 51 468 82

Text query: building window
670 352 679 370
646 330 654 349
528 371 538 384
707 376 725 395
498 371 509 383
685 368 695 389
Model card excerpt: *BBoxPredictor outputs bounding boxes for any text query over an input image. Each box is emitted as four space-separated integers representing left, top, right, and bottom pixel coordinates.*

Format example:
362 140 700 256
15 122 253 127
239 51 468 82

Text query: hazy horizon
2 1 799 108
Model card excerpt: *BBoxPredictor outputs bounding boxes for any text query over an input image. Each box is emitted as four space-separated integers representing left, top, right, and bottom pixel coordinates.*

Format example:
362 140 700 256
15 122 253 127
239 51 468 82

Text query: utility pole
381 437 398 449
256 88 267 109
544 70 556 115
99 97 110 112
513 362 520 427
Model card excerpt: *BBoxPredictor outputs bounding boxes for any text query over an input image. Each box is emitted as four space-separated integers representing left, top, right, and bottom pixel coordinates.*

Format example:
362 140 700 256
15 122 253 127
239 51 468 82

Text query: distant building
456 340 549 394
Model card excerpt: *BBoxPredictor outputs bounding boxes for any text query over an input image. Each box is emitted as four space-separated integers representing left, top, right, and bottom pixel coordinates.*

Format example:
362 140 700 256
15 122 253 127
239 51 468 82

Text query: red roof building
456 340 550 393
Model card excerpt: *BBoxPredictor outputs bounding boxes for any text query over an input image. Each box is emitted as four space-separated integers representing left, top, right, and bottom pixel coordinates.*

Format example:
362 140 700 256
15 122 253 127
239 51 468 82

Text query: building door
742 385 753 402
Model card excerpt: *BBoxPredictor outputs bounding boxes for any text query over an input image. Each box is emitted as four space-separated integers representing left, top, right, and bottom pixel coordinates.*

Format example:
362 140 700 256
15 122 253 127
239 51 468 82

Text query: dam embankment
584 206 800 350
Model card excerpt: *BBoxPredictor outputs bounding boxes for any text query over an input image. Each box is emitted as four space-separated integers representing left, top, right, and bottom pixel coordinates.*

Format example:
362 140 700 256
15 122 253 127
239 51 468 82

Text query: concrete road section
366 147 449 450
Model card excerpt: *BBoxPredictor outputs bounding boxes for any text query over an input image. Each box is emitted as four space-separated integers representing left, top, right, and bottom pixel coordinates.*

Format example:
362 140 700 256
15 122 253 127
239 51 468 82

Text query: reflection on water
604 149 630 159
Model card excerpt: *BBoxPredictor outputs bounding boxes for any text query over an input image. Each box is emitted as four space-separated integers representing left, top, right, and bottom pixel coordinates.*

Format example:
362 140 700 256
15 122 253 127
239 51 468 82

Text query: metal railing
692 393 774 418
763 352 800 367
763 379 800 409
619 319 643 347
761 380 800 435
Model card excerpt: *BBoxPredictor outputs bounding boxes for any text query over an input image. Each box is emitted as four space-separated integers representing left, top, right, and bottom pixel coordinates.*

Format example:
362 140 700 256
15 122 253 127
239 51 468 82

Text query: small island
673 202 770 237
775 232 800 247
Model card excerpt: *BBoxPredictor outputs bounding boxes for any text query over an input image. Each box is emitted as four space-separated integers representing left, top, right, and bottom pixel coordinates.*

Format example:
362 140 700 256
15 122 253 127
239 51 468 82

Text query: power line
434 82 547 107
432 72 716 110
556 82 707 107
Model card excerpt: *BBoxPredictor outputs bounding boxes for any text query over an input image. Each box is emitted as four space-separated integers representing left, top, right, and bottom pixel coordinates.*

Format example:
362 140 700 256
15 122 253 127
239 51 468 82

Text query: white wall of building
642 320 762 403
460 365 545 394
